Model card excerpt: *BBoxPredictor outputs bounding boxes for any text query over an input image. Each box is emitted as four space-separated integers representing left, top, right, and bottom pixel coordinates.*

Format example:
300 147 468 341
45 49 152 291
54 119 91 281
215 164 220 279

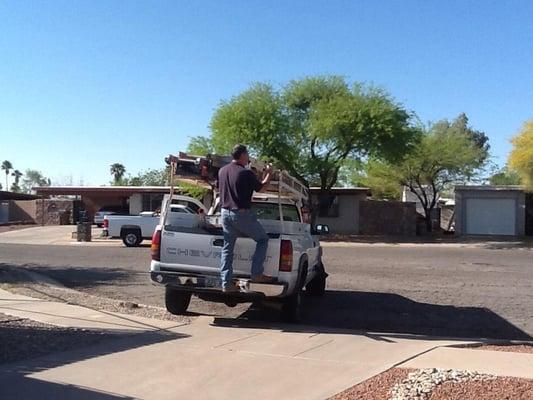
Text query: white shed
454 186 526 236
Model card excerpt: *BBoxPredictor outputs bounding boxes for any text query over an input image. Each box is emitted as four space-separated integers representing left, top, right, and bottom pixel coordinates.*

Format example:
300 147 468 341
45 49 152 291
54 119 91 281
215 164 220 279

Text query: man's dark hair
231 144 248 160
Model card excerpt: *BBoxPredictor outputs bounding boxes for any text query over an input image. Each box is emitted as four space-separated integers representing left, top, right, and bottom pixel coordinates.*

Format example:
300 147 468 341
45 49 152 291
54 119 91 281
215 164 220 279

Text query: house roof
309 187 370 195
34 186 173 196
34 185 373 198
454 185 525 192
0 191 40 200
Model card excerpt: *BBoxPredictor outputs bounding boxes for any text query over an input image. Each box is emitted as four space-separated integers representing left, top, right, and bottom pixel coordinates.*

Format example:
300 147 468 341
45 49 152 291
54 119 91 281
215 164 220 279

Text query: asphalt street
1 242 531 339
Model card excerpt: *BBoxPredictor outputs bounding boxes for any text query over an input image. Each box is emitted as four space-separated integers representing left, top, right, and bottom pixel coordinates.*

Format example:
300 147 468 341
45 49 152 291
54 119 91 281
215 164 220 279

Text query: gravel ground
0 312 120 365
0 266 192 323
429 376 533 399
473 344 533 353
390 368 495 400
330 368 533 400
330 369 412 399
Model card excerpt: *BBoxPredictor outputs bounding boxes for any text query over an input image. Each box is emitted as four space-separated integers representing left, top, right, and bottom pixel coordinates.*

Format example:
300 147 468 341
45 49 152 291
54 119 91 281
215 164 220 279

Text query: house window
142 194 164 212
318 195 339 218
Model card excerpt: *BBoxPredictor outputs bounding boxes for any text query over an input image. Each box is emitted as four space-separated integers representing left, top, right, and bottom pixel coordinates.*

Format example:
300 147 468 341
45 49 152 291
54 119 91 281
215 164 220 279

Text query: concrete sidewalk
1 288 532 400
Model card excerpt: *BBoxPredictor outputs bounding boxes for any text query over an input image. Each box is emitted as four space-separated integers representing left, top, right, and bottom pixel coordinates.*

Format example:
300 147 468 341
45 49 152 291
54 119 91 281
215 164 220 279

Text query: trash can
77 222 92 242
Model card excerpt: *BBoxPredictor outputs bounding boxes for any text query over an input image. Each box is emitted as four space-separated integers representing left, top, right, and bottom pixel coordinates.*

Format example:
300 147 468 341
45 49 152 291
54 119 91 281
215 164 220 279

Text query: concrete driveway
0 226 119 246
0 288 472 400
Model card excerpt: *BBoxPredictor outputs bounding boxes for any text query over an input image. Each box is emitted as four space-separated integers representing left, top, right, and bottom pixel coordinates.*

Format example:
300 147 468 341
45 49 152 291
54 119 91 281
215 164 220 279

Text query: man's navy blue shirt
218 162 262 210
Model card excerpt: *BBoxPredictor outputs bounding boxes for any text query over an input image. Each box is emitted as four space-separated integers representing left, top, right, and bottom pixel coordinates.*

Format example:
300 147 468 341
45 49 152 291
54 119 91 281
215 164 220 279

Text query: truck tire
305 263 327 296
281 289 301 323
281 263 307 322
165 287 191 315
121 229 142 247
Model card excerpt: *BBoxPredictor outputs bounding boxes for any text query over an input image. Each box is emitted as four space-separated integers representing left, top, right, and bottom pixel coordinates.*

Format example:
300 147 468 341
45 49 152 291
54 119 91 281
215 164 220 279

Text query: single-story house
311 187 418 235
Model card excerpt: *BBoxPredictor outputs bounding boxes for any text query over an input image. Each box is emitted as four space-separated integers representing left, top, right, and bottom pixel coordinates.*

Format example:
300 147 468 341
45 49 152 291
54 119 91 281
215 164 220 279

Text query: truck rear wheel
281 289 301 322
165 287 191 315
305 263 327 296
281 262 307 322
122 229 142 247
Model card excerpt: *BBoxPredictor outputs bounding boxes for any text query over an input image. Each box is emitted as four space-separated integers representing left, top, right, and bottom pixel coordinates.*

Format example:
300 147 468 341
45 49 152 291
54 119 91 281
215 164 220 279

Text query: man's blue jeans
220 208 269 288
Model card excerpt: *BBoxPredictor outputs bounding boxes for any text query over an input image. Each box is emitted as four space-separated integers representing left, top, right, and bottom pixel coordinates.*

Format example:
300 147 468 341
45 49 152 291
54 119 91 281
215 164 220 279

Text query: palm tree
12 169 23 185
110 163 126 184
10 170 23 192
1 160 13 190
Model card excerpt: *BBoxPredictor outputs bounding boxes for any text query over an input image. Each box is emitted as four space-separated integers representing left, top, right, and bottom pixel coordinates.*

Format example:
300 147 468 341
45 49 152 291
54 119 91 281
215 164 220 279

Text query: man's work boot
222 283 240 293
251 274 277 284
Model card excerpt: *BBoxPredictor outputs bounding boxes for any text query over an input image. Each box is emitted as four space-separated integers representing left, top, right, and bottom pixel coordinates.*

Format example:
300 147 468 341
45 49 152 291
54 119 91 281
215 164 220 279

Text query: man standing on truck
218 144 276 292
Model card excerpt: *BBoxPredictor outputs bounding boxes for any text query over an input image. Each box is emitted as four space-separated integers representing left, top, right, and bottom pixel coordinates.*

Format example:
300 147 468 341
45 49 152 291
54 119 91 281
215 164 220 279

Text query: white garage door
465 198 516 235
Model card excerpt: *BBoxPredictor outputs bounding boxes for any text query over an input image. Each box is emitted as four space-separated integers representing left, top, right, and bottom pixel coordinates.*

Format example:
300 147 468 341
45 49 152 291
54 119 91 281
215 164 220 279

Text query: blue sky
1 1 532 185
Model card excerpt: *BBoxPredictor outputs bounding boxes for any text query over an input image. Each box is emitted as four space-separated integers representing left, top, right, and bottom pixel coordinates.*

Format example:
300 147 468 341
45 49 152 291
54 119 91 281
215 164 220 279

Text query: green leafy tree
446 113 490 163
195 76 419 217
362 116 487 231
187 136 214 155
177 181 209 200
508 120 533 186
2 160 13 190
120 167 170 186
21 169 50 193
489 166 522 185
110 163 126 185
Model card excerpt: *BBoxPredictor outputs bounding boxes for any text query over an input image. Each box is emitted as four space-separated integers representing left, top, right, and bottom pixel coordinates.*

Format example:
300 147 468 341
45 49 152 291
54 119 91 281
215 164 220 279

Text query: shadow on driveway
0 320 187 400
0 263 134 290
2 264 530 341
233 290 532 341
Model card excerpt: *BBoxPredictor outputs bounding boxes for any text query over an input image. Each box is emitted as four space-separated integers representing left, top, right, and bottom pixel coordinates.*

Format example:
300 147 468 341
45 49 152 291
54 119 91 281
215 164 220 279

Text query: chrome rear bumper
150 271 286 297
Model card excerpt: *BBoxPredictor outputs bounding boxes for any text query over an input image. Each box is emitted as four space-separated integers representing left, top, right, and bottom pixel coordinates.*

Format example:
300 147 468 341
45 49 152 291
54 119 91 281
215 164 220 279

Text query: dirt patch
329 368 412 400
429 376 533 399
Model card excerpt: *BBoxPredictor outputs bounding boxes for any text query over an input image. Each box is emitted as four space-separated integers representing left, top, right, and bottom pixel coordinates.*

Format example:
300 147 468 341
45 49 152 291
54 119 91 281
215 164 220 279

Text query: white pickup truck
104 196 206 247
150 192 329 321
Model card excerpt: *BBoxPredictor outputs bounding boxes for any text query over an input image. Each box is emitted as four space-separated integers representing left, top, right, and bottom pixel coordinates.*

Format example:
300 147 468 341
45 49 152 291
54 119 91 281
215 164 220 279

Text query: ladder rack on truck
165 152 309 203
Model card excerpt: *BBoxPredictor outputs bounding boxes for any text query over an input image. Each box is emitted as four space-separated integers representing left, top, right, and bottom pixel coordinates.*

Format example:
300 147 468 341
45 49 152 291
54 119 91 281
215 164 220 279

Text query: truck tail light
279 240 293 272
151 229 161 261
103 218 109 229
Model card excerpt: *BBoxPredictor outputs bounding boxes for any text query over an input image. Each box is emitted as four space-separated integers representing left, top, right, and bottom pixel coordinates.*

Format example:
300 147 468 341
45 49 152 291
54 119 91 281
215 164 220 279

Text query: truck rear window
251 203 301 222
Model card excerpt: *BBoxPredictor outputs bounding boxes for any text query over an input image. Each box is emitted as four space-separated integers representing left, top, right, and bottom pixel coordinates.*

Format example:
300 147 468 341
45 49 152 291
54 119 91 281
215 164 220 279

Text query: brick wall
8 200 37 222
359 200 417 236
35 199 77 225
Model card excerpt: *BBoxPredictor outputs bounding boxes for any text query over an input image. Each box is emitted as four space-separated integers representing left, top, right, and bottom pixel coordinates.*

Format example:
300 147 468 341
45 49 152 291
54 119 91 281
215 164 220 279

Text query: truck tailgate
160 224 281 278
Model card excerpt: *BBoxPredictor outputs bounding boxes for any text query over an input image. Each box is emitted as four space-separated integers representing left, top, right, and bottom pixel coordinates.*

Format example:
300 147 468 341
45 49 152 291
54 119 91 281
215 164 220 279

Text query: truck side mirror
314 224 330 235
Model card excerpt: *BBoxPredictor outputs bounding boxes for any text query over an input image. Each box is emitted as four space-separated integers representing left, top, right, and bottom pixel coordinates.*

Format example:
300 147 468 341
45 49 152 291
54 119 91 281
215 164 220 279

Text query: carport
34 186 172 221
454 186 530 236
